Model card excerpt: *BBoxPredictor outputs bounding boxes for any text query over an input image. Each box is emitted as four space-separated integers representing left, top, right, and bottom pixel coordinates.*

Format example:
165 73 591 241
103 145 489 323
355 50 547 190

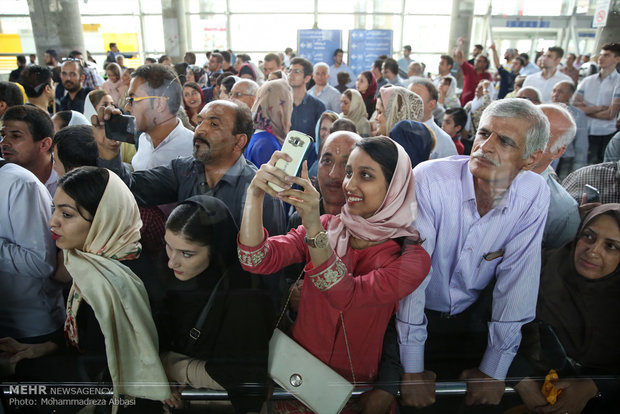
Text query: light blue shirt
396 156 549 380
541 167 580 249
307 84 342 113
560 105 589 171
0 163 64 338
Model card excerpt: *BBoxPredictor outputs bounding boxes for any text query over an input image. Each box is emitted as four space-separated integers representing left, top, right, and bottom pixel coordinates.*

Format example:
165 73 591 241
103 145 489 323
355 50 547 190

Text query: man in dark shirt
9 55 26 82
59 60 92 114
288 57 326 168
489 43 524 99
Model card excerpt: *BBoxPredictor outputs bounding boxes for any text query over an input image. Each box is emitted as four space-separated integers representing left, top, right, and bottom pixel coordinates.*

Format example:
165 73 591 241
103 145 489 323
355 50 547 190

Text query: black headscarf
537 204 620 373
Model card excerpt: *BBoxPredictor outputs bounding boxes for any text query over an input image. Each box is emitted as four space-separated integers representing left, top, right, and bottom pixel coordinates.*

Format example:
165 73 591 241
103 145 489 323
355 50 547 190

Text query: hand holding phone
104 114 137 144
268 131 314 192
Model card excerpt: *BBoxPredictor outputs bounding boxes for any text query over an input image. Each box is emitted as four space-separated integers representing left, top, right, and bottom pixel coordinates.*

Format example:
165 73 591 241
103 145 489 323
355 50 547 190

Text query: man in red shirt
454 37 492 106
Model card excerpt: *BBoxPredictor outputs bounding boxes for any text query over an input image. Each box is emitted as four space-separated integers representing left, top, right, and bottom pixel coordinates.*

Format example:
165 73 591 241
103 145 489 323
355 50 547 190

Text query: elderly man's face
318 133 358 211
230 82 255 109
551 83 573 104
517 88 541 105
469 115 534 187
313 66 329 87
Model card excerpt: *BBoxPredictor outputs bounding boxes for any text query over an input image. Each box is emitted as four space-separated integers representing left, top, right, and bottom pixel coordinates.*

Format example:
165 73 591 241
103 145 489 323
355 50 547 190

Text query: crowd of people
0 38 619 414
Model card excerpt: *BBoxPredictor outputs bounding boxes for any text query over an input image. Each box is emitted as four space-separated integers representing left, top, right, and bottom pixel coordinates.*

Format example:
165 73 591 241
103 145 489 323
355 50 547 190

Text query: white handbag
268 328 354 414
268 271 355 413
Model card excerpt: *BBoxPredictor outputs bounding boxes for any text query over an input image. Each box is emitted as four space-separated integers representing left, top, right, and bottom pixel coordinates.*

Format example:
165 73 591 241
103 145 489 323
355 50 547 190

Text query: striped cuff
308 257 346 291
237 242 269 267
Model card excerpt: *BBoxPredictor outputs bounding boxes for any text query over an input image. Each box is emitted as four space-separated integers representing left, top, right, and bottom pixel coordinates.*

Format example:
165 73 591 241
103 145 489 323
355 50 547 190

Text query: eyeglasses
231 92 253 98
288 68 303 75
126 96 169 106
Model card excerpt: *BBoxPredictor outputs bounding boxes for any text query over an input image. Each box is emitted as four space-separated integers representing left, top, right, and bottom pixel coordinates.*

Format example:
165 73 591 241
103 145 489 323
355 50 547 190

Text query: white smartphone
268 130 314 192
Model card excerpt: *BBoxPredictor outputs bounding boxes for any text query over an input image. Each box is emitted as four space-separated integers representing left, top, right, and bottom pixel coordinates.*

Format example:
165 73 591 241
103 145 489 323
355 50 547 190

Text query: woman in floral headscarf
244 79 293 168
373 85 424 137
340 88 371 137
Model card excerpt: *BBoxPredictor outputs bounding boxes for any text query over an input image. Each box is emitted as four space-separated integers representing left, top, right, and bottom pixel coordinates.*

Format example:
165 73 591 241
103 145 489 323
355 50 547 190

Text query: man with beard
58 60 92 113
95 99 285 236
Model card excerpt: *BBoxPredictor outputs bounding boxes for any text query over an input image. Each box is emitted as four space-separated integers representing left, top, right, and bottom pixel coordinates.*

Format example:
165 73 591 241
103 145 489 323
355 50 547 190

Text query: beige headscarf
63 171 171 401
251 78 293 143
380 86 424 134
341 89 371 136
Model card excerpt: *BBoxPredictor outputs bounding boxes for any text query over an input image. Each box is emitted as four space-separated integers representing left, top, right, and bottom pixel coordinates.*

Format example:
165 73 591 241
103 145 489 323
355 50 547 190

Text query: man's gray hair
539 103 577 152
517 86 543 104
234 79 259 96
481 98 550 159
314 62 330 74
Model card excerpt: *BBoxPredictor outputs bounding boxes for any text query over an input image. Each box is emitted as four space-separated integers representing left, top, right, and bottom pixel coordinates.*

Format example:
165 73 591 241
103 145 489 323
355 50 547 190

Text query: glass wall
0 0 605 76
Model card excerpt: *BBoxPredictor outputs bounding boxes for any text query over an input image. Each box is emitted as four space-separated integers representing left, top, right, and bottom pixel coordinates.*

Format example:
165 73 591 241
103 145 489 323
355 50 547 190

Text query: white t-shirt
131 118 194 171
522 68 573 103
576 70 620 136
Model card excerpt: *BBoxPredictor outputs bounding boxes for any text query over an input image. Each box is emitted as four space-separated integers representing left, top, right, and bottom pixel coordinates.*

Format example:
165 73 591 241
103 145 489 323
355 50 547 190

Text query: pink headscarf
327 138 420 257
379 85 395 111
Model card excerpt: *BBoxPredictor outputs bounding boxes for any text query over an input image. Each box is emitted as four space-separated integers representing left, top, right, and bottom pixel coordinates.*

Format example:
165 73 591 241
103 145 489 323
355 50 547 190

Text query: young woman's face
106 70 119 83
96 94 115 111
340 95 351 115
49 187 92 250
574 214 620 280
164 230 210 281
183 86 202 109
439 79 450 95
356 74 368 93
343 147 388 219
121 70 132 86
186 69 195 83
373 97 387 136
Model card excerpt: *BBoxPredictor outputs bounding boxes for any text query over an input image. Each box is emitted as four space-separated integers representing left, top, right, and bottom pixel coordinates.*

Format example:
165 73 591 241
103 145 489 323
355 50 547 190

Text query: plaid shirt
562 161 620 204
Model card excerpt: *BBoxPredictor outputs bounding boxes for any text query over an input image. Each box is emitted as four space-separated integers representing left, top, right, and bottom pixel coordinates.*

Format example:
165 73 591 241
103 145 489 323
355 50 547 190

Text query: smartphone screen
584 184 600 203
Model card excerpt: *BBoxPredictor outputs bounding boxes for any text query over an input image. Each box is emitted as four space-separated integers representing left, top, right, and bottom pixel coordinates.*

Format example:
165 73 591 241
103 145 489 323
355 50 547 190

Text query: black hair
18 65 52 98
237 53 251 63
184 52 196 64
519 52 530 62
53 110 72 130
145 57 157 64
58 167 109 221
264 53 281 66
445 107 467 131
220 50 232 64
210 52 224 64
383 58 399 76
403 45 411 52
337 72 350 85
548 46 564 59
69 50 82 59
109 42 117 49
62 59 84 76
355 136 398 185
166 196 239 275
221 75 237 95
232 102 254 150
331 118 357 134
17 55 26 65
333 48 344 57
0 81 24 107
158 54 170 64
440 54 454 68
602 42 620 57
290 57 313 77
52 125 98 172
132 63 182 114
2 105 54 143
45 49 58 60
373 59 385 71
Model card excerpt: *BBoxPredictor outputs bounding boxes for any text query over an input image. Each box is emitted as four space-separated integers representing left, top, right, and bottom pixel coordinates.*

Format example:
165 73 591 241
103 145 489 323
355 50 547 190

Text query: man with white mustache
397 98 551 409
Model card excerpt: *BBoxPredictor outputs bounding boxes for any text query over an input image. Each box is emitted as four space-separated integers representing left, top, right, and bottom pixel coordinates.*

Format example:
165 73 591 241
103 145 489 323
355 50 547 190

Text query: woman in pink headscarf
238 136 431 411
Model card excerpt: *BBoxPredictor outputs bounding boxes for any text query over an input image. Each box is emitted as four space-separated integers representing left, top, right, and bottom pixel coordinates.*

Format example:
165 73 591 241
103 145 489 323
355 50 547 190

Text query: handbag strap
275 266 356 384
187 269 229 346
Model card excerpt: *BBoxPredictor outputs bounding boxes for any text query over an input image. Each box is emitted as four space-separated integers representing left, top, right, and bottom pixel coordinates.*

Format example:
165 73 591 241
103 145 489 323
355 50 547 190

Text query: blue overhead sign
348 29 393 76
297 29 342 65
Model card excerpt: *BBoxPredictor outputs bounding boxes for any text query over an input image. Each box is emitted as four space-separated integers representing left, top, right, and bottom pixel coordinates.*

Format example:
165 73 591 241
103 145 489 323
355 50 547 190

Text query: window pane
230 14 315 53
188 14 228 53
229 0 314 13
79 0 139 14
402 16 451 54
187 0 227 14
142 15 166 54
0 0 28 15
0 17 35 54
405 0 452 15
139 0 162 14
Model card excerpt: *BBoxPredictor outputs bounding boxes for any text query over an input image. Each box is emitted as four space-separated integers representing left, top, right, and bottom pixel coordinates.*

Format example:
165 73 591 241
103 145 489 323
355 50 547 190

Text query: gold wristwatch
304 230 329 248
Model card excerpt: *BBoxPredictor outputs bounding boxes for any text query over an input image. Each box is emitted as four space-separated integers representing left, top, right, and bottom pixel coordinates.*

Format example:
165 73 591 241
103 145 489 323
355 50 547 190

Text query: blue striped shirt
396 156 550 380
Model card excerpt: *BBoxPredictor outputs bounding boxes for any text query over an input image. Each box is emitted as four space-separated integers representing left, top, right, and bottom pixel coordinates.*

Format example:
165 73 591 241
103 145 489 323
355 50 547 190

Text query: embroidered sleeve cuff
479 347 516 381
305 254 346 291
399 343 425 374
237 229 270 268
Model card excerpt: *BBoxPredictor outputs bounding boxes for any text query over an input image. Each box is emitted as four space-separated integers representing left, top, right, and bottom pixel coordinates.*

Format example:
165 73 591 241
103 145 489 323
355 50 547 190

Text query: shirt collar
462 158 515 212
218 154 247 186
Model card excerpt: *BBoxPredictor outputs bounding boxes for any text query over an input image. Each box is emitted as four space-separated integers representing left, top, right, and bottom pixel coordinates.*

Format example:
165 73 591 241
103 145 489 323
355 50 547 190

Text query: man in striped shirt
397 99 551 409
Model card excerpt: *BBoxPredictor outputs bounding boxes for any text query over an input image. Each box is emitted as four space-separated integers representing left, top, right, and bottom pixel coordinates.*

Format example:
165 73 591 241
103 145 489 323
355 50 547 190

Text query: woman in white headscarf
340 88 371 137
